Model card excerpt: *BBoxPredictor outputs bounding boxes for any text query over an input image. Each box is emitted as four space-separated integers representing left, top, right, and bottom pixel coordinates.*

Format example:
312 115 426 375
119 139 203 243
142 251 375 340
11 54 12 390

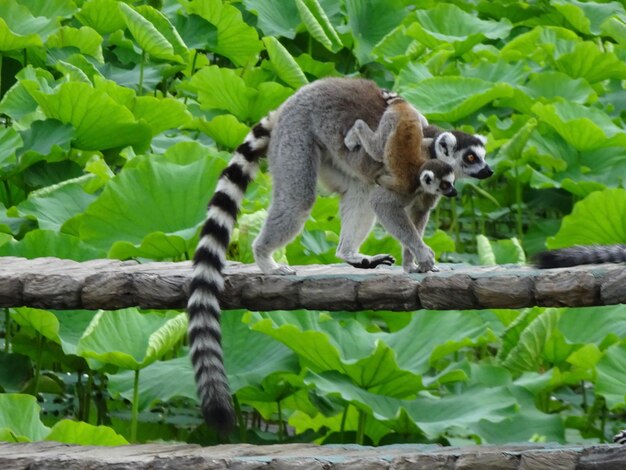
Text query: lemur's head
418 160 457 198
423 126 492 180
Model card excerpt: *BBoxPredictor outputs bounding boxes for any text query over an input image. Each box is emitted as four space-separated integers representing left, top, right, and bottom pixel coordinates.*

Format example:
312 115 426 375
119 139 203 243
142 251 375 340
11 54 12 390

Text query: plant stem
2 179 12 207
183 51 199 105
450 198 461 250
233 395 246 442
4 308 10 353
33 335 44 396
581 381 587 412
138 50 146 95
277 399 284 442
84 373 93 423
130 369 140 442
339 404 349 443
356 408 366 445
514 163 523 241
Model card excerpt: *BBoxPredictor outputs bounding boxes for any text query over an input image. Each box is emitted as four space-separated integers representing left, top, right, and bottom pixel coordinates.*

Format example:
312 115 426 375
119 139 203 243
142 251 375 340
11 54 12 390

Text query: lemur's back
268 77 389 183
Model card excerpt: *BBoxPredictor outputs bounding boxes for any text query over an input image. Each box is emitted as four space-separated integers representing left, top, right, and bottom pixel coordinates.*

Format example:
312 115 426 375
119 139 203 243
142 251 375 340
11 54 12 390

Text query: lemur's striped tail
534 244 626 269
187 113 275 433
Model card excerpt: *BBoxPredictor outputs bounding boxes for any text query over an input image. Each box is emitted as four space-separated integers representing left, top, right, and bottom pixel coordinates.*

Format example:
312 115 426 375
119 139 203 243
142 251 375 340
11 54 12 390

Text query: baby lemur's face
419 160 457 198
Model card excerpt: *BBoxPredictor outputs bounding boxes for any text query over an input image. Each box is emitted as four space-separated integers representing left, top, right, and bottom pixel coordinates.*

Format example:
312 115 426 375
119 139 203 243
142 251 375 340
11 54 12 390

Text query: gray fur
534 244 626 269
254 78 490 274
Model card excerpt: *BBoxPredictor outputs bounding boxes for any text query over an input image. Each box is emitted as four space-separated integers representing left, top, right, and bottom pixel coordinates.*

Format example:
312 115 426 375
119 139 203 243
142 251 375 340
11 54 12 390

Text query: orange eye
466 154 476 163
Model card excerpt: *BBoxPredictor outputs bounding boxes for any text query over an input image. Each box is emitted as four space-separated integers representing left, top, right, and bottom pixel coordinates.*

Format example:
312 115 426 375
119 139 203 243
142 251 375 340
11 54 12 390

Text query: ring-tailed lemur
188 77 491 432
343 97 459 271
615 430 626 444
534 245 626 268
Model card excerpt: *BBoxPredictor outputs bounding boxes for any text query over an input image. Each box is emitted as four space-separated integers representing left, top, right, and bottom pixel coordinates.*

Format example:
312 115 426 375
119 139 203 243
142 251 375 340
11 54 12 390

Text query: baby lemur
344 97 457 197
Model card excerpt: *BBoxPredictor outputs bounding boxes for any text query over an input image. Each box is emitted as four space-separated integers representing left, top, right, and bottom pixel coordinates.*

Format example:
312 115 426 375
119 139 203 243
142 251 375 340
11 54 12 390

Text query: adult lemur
187 77 491 432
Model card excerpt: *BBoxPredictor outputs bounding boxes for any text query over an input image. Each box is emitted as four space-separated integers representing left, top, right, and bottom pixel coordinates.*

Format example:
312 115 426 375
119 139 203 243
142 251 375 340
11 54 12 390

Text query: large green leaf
345 0 407 65
253 310 492 397
547 189 626 249
0 127 22 171
553 0 625 35
596 342 626 410
52 310 100 356
532 102 626 151
306 371 516 439
0 230 104 261
76 0 126 34
23 81 152 151
109 310 299 410
77 309 187 370
501 309 560 375
559 306 626 347
0 352 32 393
10 307 62 343
242 0 300 39
252 312 423 398
45 420 128 446
474 386 565 443
500 26 579 64
78 148 226 254
262 36 308 89
188 65 292 122
407 4 512 55
476 235 526 265
225 311 299 393
555 42 626 83
0 394 49 442
128 96 192 135
46 26 104 62
296 0 342 52
16 119 74 170
195 114 249 149
17 181 96 231
401 77 513 122
119 3 184 63
108 356 197 411
0 0 59 51
183 0 262 66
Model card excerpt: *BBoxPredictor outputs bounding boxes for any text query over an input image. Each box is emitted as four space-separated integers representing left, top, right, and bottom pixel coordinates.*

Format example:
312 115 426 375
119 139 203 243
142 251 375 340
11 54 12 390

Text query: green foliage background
0 0 625 446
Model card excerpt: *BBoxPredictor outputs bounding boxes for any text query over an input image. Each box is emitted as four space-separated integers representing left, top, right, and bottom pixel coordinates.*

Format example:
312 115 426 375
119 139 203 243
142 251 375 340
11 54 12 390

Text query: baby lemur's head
418 160 457 198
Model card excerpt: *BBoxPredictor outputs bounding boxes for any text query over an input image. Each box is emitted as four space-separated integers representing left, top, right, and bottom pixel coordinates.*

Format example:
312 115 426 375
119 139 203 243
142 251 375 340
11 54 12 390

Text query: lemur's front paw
415 246 435 273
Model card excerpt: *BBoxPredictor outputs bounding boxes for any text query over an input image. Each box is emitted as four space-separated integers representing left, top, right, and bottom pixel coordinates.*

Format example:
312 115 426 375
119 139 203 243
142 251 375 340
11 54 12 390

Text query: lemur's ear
422 137 433 149
436 132 457 157
474 134 488 145
421 170 434 186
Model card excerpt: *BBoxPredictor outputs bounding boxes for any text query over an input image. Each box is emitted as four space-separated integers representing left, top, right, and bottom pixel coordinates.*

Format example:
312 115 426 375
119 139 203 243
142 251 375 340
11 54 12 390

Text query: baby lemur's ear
422 137 434 148
420 169 434 186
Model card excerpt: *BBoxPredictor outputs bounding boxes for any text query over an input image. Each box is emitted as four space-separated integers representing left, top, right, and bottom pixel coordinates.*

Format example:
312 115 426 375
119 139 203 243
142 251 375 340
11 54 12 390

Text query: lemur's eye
465 153 476 163
440 182 450 191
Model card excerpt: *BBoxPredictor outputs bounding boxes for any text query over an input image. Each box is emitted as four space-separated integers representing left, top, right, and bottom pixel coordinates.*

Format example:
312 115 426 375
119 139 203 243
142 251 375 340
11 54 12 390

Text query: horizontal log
0 256 625 311
0 441 624 469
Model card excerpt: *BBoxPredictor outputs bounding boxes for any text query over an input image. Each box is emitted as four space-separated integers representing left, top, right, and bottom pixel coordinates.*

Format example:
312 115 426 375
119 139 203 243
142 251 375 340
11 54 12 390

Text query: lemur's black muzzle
474 165 493 180
443 187 457 198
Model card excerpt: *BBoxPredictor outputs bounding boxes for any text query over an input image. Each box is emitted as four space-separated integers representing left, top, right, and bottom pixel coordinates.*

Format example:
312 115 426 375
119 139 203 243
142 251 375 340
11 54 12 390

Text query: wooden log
0 256 624 311
0 441 623 469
